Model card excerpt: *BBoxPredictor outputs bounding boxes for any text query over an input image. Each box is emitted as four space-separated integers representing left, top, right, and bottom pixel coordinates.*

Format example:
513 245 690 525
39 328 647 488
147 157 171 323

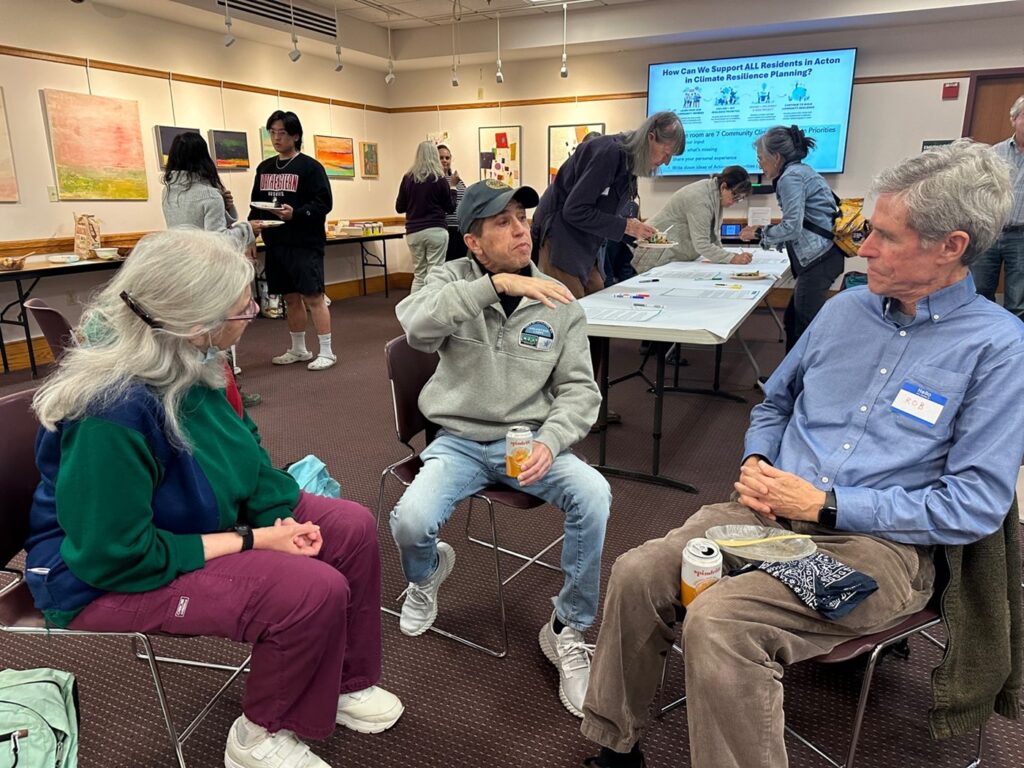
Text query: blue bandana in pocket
740 552 878 620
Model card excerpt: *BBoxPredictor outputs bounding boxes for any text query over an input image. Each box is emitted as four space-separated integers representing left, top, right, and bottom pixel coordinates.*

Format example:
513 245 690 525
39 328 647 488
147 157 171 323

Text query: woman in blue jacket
740 125 843 350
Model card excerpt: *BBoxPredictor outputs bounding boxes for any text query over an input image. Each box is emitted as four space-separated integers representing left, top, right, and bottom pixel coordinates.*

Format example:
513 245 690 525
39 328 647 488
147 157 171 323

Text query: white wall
1 2 1022 343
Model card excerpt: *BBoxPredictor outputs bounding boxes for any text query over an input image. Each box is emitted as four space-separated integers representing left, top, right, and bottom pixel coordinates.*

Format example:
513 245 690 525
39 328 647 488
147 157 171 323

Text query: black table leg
656 342 747 404
15 279 37 377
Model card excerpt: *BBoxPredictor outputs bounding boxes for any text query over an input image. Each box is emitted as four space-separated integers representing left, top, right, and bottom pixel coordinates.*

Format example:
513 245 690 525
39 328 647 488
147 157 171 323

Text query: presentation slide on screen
648 48 857 176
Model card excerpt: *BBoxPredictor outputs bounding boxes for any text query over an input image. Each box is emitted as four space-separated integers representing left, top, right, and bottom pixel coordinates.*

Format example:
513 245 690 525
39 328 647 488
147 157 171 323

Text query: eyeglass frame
223 297 260 323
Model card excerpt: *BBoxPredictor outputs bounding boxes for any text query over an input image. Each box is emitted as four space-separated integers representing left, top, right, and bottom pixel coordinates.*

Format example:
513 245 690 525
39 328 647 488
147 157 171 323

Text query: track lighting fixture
287 2 301 62
451 67 460 88
495 13 504 84
560 4 568 78
333 6 343 71
223 0 235 47
384 18 396 85
450 13 460 87
334 47 344 72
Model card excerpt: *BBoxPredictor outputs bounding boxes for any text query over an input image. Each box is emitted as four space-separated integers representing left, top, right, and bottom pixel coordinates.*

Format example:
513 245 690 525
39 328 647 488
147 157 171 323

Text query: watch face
235 524 252 535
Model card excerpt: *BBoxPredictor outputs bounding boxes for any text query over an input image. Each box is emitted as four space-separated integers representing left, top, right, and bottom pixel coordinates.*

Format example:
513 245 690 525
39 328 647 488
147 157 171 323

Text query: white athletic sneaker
307 354 337 371
539 610 594 718
399 541 455 636
272 350 313 365
336 686 404 733
224 716 330 768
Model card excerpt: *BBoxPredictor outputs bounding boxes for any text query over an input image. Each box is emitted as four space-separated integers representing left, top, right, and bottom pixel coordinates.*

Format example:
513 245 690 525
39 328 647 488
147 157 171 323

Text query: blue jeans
390 431 612 631
970 230 1024 319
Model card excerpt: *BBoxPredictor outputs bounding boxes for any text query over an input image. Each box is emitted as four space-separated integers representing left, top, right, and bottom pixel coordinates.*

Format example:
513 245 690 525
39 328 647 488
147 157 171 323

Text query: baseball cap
457 179 540 234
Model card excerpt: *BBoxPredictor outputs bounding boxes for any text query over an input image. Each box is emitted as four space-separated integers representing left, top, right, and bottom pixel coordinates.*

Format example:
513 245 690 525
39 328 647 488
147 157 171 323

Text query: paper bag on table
73 213 101 259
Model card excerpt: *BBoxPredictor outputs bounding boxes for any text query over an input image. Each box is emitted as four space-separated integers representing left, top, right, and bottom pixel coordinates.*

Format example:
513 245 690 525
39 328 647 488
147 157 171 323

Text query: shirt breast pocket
892 364 970 439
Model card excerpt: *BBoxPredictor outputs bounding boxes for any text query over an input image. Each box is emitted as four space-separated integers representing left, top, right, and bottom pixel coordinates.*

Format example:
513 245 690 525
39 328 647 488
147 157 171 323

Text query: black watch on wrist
234 524 254 552
817 490 838 529
755 226 764 240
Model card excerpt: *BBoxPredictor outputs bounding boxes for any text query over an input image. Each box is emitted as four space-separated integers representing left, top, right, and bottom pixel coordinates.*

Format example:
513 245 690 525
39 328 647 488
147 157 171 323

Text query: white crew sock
235 714 268 747
318 333 334 359
290 332 308 355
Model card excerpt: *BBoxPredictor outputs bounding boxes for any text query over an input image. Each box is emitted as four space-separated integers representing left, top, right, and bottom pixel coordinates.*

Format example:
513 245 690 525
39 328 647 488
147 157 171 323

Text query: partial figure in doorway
437 144 468 261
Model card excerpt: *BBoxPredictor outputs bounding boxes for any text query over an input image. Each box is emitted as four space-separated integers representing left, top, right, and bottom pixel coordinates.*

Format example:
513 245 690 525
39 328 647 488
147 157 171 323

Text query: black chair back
25 299 75 361
384 335 440 445
0 388 40 565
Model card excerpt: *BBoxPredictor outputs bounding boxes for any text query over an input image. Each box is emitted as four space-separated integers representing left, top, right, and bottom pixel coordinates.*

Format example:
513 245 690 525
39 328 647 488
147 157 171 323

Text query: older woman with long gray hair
25 229 403 768
740 125 844 350
532 111 685 298
396 140 459 292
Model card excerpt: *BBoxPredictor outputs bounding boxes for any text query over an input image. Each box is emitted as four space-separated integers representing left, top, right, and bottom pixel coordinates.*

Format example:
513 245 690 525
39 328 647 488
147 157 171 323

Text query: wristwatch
234 524 254 552
817 490 838 529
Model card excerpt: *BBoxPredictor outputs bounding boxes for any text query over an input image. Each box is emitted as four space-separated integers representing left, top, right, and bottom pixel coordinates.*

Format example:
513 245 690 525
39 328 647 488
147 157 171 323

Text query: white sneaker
272 350 313 365
224 716 330 768
336 686 404 733
307 354 337 371
539 611 594 718
399 541 455 636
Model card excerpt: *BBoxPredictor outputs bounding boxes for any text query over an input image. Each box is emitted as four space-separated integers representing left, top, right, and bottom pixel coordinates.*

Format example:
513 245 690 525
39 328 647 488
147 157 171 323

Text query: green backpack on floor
0 669 79 768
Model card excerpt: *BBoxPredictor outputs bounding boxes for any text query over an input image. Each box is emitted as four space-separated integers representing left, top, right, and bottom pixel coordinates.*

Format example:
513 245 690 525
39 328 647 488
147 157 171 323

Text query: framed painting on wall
548 123 605 185
314 135 355 179
155 125 200 169
259 126 277 160
209 130 250 170
478 126 521 186
42 89 148 200
359 141 379 178
0 88 18 202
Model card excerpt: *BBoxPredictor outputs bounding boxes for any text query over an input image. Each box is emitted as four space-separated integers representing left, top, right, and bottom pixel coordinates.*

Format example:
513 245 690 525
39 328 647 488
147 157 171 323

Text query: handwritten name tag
890 381 947 427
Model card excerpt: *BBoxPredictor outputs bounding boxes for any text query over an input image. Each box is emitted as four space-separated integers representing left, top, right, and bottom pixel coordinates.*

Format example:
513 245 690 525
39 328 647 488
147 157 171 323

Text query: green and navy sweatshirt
24 384 300 627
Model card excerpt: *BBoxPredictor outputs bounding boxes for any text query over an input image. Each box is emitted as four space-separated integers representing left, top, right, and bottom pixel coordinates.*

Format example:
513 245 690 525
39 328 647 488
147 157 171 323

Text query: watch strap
234 525 254 552
818 490 838 529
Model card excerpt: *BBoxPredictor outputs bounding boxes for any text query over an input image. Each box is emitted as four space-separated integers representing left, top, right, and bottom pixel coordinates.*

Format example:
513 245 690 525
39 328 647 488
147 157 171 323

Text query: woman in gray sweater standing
162 131 264 406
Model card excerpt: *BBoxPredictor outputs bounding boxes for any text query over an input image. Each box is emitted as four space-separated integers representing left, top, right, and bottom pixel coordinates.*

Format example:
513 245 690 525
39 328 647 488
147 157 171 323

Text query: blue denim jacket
762 162 837 270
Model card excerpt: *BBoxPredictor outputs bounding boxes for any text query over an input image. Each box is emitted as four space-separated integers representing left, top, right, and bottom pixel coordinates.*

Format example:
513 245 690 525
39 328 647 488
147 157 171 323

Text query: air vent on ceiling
217 0 336 38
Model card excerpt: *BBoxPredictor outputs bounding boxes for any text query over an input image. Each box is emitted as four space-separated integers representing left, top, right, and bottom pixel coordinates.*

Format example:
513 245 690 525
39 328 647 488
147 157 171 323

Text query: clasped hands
255 517 323 557
734 456 826 523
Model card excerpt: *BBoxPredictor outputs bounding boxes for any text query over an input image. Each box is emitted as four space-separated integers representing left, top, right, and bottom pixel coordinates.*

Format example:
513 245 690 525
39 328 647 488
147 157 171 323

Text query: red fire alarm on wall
942 82 960 100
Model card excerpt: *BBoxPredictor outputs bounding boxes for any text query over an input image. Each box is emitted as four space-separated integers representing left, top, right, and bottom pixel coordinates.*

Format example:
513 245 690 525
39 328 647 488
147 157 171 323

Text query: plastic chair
24 298 76 362
375 335 564 658
656 559 985 768
0 388 251 768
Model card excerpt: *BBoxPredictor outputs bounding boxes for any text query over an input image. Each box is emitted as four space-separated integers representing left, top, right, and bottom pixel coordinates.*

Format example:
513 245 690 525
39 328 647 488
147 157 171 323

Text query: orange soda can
681 538 723 607
505 425 533 478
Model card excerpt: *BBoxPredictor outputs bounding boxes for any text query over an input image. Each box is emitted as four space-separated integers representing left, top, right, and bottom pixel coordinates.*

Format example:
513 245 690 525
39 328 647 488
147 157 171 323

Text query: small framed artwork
155 125 200 169
548 123 605 185
478 126 521 186
259 126 277 160
314 135 355 179
208 130 250 170
360 141 379 178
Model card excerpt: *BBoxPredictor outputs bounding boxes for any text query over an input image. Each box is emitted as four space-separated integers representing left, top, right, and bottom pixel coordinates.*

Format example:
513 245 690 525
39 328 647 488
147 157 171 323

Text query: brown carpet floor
1 289 1022 767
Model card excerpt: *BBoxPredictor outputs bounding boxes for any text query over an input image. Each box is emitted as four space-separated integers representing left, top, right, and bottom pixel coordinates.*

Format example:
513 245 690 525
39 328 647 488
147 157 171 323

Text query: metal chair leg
656 642 687 717
965 725 984 768
465 496 563 577
135 634 188 768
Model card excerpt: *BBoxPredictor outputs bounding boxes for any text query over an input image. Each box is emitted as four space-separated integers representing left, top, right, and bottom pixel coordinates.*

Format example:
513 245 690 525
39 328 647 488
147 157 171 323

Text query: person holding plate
631 166 753 274
580 141 1024 768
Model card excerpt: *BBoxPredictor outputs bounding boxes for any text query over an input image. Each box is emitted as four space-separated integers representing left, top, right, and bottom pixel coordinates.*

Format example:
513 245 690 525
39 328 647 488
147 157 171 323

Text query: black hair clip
120 291 164 329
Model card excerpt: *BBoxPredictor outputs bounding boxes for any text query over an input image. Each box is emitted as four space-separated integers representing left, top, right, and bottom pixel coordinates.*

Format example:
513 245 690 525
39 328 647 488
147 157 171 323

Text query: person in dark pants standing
740 125 843 351
438 144 468 261
249 110 336 372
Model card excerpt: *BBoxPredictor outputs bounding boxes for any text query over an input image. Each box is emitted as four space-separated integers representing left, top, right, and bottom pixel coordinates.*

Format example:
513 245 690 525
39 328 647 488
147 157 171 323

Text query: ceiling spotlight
560 4 569 78
384 60 396 85
496 67 504 85
223 0 235 47
451 66 459 88
495 13 504 84
287 1 301 62
333 6 343 72
560 53 568 78
334 46 344 72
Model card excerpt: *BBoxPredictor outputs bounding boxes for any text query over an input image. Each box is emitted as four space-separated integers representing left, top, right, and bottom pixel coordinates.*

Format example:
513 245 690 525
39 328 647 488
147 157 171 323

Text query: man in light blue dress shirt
970 94 1024 319
579 141 1024 768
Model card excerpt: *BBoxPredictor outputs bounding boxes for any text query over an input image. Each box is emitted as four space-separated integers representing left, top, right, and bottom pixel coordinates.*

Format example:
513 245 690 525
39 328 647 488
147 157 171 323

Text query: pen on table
638 278 660 283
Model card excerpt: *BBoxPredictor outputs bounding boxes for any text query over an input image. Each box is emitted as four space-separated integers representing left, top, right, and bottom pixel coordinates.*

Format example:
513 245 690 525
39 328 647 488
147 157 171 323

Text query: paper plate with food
259 220 286 228
731 270 768 280
635 233 677 249
250 201 285 211
705 525 817 562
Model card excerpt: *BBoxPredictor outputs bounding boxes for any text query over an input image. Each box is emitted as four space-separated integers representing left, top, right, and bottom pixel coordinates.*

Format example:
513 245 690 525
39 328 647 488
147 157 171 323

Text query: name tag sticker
890 381 947 426
520 320 555 350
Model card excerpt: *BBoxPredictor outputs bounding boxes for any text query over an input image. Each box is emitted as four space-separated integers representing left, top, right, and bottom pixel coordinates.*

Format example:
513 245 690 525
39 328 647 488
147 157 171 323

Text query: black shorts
264 245 325 296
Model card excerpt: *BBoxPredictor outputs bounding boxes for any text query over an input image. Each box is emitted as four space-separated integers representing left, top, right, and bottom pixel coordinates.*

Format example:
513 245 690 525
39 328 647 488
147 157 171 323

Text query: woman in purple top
396 141 459 292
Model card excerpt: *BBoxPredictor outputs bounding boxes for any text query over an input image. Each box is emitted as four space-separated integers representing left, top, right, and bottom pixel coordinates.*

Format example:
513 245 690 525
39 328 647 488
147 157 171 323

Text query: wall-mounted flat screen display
647 48 857 176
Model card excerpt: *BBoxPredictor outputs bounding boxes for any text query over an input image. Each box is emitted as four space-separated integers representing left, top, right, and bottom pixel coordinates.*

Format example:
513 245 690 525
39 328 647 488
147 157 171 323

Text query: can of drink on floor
505 425 533 478
681 538 722 607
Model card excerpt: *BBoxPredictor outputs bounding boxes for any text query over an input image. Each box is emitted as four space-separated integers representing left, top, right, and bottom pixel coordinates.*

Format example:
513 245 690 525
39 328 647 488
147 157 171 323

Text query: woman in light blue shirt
740 125 843 350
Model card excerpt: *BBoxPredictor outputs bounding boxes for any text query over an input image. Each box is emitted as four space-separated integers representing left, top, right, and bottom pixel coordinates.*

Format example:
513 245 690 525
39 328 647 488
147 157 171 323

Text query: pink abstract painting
43 89 147 200
0 89 17 202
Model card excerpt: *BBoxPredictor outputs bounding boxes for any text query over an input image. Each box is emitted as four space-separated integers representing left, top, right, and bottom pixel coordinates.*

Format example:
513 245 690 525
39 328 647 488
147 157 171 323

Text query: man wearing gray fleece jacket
391 180 612 719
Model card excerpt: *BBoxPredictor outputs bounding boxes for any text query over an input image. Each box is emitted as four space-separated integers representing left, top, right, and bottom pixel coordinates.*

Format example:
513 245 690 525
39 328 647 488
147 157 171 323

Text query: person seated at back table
390 179 612 718
24 230 403 768
579 140 1024 768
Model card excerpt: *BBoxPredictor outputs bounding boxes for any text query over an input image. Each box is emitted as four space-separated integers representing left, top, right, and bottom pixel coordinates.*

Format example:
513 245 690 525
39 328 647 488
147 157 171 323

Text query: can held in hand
681 538 723 607
505 425 533 478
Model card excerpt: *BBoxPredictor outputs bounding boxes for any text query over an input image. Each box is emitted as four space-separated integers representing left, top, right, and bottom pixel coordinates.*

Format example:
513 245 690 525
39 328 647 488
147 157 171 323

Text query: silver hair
755 125 815 165
33 229 255 446
872 138 1012 266
407 140 444 183
1010 95 1024 119
620 111 685 176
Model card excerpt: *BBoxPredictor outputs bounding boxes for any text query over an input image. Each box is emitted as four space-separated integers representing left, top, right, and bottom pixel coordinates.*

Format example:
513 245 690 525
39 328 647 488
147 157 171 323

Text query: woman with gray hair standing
533 111 686 298
25 229 403 768
740 125 843 350
396 140 459 292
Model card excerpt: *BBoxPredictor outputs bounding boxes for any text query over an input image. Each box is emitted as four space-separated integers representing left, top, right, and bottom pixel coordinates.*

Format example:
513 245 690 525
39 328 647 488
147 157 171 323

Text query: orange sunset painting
43 89 147 200
314 135 355 179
